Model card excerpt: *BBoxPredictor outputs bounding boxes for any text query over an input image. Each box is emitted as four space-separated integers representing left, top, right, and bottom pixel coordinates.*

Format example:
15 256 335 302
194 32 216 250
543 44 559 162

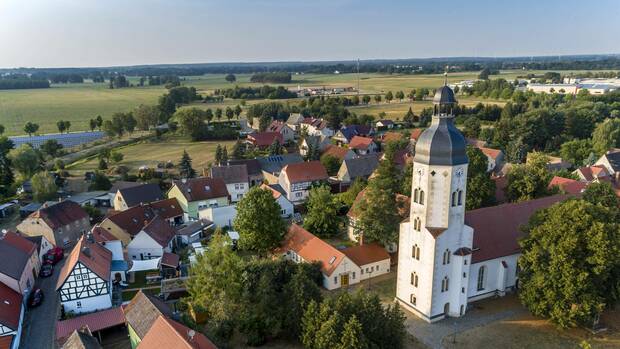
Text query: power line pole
357 58 360 95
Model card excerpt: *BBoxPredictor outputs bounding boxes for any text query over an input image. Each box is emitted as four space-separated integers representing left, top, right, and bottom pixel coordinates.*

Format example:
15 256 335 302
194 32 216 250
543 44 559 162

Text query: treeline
147 75 181 86
49 74 84 84
0 78 50 90
219 85 296 99
250 72 292 83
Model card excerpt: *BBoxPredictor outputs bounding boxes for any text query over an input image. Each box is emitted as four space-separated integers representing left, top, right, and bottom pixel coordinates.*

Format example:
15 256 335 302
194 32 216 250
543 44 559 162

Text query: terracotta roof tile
410 128 424 141
549 176 587 195
0 231 36 280
30 201 88 230
105 199 182 237
57 236 112 289
0 336 13 349
465 195 570 263
138 316 217 349
381 131 405 144
576 165 610 182
142 216 176 247
1 231 36 256
0 282 21 330
248 132 283 147
56 307 126 341
260 183 281 199
277 224 345 276
161 252 180 268
124 290 172 339
342 243 390 266
90 226 118 243
478 146 502 160
321 145 351 161
282 161 328 184
172 177 229 202
349 136 374 150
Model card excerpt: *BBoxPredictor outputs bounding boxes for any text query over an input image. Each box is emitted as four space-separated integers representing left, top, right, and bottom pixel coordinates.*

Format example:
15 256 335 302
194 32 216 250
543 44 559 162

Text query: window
334 277 338 284
410 294 417 306
414 188 419 203
414 217 421 231
463 272 466 278
477 266 486 291
76 301 82 308
442 249 451 265
361 269 364 275
412 244 420 260
352 272 356 279
451 191 457 207
458 190 463 205
411 272 418 287
419 191 425 205
464 259 468 265
441 277 449 292
295 192 303 198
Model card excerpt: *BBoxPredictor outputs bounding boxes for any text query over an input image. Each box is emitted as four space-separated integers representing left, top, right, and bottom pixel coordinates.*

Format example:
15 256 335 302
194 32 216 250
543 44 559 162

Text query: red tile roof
105 198 183 237
30 200 88 230
342 243 390 266
142 216 176 247
492 176 508 203
302 117 329 130
0 282 22 330
576 165 610 182
248 132 283 147
465 195 570 263
478 146 502 160
549 176 587 195
381 131 405 144
260 183 282 199
349 136 374 150
138 315 217 349
56 307 126 341
57 235 112 289
321 144 351 161
172 177 229 202
410 128 424 141
278 224 345 276
91 225 118 243
282 161 328 184
150 198 184 219
267 120 289 133
1 231 36 256
0 336 13 349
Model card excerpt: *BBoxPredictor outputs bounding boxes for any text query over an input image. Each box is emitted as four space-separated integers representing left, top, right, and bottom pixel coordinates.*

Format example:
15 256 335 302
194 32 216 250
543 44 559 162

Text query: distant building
278 161 328 203
246 132 283 149
256 154 304 184
527 83 578 94
267 120 295 143
333 125 373 145
127 216 176 261
167 177 229 219
113 184 164 211
300 118 334 138
17 201 90 247
348 136 378 155
0 232 40 295
209 165 249 203
375 119 395 130
337 154 380 184
321 144 356 162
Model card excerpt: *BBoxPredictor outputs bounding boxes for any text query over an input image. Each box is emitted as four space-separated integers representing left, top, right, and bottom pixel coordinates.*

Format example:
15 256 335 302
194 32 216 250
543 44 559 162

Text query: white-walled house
209 165 249 203
199 205 238 228
277 161 328 204
56 236 112 314
267 120 296 143
342 243 391 281
300 117 334 138
260 184 294 218
278 224 361 290
127 217 176 261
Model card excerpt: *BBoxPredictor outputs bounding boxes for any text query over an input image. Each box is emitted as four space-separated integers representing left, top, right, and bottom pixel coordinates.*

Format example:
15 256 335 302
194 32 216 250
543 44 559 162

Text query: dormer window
328 256 336 265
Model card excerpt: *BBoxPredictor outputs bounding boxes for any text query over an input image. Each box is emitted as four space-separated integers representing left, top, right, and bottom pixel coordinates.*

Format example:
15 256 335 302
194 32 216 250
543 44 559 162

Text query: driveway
19 260 64 349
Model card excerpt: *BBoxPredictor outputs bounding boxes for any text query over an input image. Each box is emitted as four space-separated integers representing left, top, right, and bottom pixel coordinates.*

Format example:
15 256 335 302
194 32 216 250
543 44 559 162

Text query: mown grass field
0 69 611 135
66 135 236 175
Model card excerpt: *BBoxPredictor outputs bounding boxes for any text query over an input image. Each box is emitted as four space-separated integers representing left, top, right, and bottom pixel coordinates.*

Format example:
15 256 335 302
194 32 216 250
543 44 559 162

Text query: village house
477 146 504 173
336 154 380 184
127 216 176 261
348 136 378 155
321 144 356 162
24 234 54 265
55 307 126 347
299 135 330 157
246 132 283 149
333 125 373 145
123 290 173 349
137 315 217 349
174 219 214 246
375 119 395 130
548 176 587 195
0 232 40 295
257 154 304 184
199 205 238 228
208 164 249 202
168 177 229 219
267 120 295 143
106 181 143 207
594 150 620 177
17 200 90 247
60 327 102 349
56 236 113 314
0 282 24 349
300 117 334 138
278 161 328 203
226 159 263 186
113 183 164 211
342 243 391 281
278 224 361 290
99 198 184 245
286 113 305 131
573 164 611 183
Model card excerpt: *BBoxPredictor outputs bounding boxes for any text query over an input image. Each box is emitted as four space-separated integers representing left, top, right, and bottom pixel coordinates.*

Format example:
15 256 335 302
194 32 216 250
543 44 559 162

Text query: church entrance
444 303 450 317
341 274 349 287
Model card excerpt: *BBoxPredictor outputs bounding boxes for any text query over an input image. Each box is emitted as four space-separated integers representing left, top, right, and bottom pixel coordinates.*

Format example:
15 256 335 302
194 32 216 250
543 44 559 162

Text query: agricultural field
66 135 236 175
0 69 610 135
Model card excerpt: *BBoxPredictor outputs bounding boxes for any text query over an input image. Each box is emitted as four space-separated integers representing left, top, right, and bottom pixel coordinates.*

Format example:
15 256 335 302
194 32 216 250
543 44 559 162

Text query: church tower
396 82 474 322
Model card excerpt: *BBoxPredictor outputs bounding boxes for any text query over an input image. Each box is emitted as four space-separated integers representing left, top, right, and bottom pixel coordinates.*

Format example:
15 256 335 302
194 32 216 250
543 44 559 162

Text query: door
444 303 450 317
341 274 349 287
140 253 144 260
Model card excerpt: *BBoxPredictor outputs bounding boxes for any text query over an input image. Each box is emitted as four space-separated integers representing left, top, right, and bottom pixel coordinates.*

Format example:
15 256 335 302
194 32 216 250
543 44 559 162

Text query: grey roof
227 159 262 176
124 290 173 339
175 219 213 236
257 154 304 174
341 154 380 180
433 85 457 104
0 240 30 280
62 329 102 349
210 164 249 184
20 202 41 212
269 184 287 197
117 184 163 207
604 152 620 172
108 181 143 194
66 191 107 204
415 85 467 166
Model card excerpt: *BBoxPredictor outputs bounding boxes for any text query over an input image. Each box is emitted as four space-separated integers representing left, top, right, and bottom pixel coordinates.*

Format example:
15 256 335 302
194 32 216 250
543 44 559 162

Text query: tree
95 115 103 130
385 91 393 103
505 152 552 202
225 107 234 121
401 161 412 196
374 95 382 103
338 316 367 349
40 139 63 158
221 146 228 164
592 119 620 155
320 154 340 176
234 186 286 255
519 199 620 328
462 117 481 138
175 108 206 140
0 137 15 197
395 90 405 102
215 144 223 165
403 107 415 126
215 108 223 122
89 119 97 132
465 146 495 210
64 121 71 133
98 157 108 170
362 95 371 104
304 185 340 238
121 113 136 134
0 124 4 135
231 141 245 160
205 109 214 124
56 120 67 134
268 139 282 156
110 151 124 164
134 104 160 130
31 172 58 202
89 171 112 190
225 73 236 83
234 105 242 119
478 67 491 80
582 181 619 209
338 178 367 207
560 139 593 167
23 122 39 137
178 150 196 178
10 144 41 179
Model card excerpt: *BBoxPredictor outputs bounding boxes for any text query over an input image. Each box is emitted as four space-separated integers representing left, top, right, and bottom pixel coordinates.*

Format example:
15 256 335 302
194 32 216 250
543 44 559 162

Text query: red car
44 247 64 265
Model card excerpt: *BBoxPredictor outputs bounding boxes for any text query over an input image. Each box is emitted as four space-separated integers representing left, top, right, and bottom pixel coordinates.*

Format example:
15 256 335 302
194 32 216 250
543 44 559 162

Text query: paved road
19 260 64 349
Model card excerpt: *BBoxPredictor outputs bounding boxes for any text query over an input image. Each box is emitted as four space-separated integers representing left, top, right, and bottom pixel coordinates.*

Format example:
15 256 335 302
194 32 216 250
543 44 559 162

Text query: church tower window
419 191 425 205
477 266 486 291
442 249 451 265
411 272 419 287
412 244 420 260
441 277 449 292
414 188 419 203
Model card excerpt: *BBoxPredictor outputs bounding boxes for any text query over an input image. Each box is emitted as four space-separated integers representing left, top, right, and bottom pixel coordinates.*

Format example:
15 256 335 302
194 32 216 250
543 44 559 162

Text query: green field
0 69 609 135
66 135 236 175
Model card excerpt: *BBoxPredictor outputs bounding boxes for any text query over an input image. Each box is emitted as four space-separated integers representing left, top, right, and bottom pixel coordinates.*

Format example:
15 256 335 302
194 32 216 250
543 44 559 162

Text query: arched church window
419 191 425 205
414 188 419 203
443 249 451 264
413 244 420 260
477 266 486 291
458 190 463 205
410 294 417 305
411 272 418 287
451 191 457 207
441 276 449 292
413 217 421 231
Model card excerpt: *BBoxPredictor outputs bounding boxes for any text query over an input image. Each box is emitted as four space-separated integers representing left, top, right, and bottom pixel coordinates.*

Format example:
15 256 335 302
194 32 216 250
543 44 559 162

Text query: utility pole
357 58 360 95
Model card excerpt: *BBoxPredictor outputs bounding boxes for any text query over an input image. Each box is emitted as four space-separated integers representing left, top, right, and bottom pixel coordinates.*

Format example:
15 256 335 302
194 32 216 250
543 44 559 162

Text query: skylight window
329 256 336 265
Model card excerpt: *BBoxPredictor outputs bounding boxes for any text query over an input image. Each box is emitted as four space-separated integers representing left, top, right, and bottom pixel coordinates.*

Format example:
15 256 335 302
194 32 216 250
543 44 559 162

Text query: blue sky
0 0 618 68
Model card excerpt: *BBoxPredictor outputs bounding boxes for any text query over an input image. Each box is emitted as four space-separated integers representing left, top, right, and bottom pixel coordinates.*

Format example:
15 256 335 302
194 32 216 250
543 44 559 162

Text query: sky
0 0 619 68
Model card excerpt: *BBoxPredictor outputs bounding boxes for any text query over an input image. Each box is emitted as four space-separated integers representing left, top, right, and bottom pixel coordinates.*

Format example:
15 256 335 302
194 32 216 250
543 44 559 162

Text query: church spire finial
444 65 449 86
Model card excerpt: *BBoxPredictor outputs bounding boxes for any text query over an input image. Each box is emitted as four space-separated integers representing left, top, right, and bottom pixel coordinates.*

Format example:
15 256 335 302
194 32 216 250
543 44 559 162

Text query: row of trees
219 85 297 100
250 72 292 83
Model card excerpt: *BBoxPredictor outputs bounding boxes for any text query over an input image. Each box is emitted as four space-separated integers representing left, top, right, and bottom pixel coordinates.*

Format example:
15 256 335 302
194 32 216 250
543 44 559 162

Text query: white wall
358 259 391 281
226 182 248 203
102 240 124 261
468 254 520 301
62 293 112 314
322 257 361 290
199 205 238 228
276 196 294 217
127 231 166 260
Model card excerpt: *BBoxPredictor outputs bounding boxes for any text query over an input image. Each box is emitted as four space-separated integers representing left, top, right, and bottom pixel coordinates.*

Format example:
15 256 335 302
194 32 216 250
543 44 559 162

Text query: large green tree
560 139 593 168
178 150 196 178
505 152 552 202
0 137 15 197
304 185 340 238
234 186 286 255
592 119 620 155
31 172 58 202
465 146 496 210
320 154 340 176
10 144 41 179
133 104 160 130
519 199 620 328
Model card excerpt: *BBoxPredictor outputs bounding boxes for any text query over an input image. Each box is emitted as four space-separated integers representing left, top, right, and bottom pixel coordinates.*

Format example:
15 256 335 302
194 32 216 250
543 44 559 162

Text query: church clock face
455 168 464 178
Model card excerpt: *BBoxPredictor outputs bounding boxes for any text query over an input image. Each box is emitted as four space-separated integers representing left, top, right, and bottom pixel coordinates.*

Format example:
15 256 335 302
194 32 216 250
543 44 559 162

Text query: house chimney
187 329 196 342
82 246 91 257
359 233 364 246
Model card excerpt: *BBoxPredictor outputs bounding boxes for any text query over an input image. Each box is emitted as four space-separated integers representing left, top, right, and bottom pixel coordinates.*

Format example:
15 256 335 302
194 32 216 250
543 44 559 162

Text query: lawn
66 135 236 175
0 69 585 136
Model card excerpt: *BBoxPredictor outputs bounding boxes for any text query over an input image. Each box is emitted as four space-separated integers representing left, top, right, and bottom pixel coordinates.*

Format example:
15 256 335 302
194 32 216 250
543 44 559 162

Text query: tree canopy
304 185 340 238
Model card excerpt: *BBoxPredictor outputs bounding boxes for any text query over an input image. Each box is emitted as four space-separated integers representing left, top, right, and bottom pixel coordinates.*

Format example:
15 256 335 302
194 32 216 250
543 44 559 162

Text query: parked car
28 288 44 308
44 247 64 265
40 264 53 277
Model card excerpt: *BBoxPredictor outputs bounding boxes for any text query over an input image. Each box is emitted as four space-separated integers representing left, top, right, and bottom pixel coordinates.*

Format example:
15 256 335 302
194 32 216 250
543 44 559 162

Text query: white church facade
396 84 566 322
